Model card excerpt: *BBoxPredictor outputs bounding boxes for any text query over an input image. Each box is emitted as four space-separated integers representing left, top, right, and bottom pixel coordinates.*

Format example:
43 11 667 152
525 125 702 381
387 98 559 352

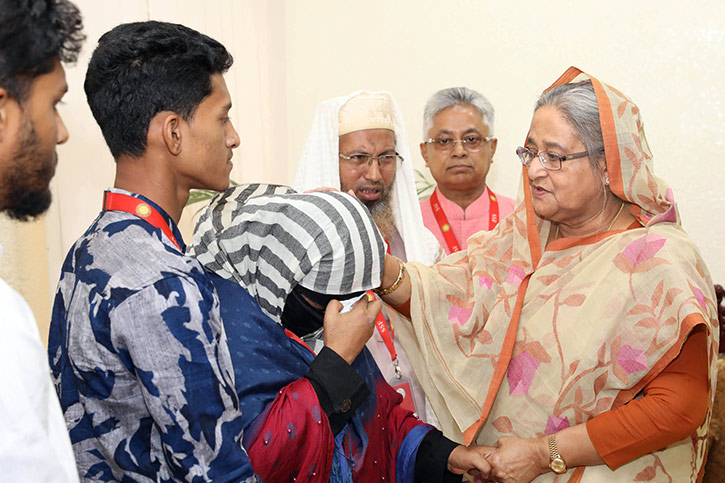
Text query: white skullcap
338 91 395 136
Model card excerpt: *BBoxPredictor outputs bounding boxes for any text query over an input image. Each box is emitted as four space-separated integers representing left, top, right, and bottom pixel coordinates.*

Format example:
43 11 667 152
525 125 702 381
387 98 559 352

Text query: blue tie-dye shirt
48 190 259 482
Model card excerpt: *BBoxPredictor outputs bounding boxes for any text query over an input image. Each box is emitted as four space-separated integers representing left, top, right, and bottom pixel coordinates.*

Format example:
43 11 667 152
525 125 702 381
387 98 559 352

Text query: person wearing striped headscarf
190 183 493 482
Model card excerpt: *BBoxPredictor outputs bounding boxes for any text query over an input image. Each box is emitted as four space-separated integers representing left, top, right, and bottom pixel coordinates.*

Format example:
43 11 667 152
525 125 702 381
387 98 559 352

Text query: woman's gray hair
423 87 495 137
535 81 604 167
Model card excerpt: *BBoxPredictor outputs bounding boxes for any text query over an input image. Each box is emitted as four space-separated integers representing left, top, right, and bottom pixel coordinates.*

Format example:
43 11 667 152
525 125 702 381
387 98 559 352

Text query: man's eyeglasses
339 152 402 172
423 135 494 152
515 146 589 171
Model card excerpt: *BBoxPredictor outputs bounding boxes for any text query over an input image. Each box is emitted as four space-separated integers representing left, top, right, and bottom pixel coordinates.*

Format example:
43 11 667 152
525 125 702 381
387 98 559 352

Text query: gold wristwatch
548 435 567 474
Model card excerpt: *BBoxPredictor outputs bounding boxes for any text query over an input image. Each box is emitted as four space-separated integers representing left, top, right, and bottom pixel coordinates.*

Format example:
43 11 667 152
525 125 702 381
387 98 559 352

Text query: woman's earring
605 176 610 185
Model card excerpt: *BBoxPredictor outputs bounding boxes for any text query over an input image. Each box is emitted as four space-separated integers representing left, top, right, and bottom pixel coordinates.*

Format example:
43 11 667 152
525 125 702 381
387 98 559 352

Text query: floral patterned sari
393 67 719 481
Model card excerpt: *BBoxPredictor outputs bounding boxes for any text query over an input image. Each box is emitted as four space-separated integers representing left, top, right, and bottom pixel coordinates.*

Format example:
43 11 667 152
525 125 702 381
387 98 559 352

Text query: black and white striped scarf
189 183 386 324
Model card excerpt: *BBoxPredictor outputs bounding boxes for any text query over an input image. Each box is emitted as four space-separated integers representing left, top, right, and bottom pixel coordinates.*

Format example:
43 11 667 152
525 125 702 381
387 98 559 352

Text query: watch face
550 457 567 474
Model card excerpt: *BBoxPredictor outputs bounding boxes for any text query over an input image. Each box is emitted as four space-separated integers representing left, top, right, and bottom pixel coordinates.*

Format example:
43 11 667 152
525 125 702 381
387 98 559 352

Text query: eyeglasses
515 146 589 171
423 135 494 152
338 152 402 172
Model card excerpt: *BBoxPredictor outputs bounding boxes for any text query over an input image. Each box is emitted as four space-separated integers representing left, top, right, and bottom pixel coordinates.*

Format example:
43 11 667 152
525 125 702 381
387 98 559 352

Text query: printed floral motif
492 416 514 435
616 345 648 375
448 305 473 325
507 351 540 396
544 414 570 435
633 455 673 481
614 233 668 274
478 275 493 289
693 286 706 311
649 188 677 224
505 264 526 285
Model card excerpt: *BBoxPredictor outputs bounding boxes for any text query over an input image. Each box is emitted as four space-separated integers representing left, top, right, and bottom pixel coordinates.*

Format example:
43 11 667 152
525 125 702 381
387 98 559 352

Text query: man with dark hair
0 0 83 220
0 0 83 480
48 21 260 481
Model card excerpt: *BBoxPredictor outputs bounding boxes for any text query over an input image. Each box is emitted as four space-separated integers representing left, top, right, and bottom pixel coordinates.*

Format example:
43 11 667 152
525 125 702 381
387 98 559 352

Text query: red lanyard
430 188 500 253
102 191 182 252
284 329 315 354
372 293 396 359
371 241 401 377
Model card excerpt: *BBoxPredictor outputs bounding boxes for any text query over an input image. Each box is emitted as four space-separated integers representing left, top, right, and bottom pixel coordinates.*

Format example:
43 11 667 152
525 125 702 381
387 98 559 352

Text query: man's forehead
210 74 231 100
339 128 395 147
431 104 488 132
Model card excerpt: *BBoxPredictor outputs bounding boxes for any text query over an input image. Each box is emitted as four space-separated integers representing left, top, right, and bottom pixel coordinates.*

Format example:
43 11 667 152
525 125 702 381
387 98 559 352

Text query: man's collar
106 188 186 251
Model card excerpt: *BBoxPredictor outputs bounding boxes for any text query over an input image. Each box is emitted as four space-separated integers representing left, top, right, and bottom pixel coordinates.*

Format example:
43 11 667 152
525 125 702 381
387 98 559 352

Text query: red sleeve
355 375 431 481
586 325 709 469
379 376 428 440
390 297 411 318
247 378 335 481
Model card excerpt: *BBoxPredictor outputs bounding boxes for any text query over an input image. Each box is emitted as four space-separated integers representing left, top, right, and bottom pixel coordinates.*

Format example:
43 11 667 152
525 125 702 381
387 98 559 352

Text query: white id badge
389 374 418 417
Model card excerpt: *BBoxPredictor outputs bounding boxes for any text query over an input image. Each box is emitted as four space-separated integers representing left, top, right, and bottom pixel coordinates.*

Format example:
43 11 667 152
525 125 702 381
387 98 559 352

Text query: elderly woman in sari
189 184 492 482
378 68 719 481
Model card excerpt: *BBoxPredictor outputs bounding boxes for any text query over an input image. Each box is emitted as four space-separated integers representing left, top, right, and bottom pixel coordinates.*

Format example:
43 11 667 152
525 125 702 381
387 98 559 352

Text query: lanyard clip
393 358 402 379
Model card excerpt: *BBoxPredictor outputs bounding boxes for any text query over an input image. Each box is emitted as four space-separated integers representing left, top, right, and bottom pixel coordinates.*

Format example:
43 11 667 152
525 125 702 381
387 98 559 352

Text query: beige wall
0 216 49 341
3 0 724 343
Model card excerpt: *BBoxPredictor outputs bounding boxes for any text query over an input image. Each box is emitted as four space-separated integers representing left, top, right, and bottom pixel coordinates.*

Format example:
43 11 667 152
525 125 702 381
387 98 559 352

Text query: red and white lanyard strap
371 293 402 379
102 190 182 252
373 240 401 378
429 188 500 253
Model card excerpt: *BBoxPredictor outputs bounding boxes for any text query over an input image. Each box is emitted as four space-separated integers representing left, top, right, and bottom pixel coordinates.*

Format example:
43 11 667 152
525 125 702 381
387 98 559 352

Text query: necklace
554 201 626 240
605 201 626 231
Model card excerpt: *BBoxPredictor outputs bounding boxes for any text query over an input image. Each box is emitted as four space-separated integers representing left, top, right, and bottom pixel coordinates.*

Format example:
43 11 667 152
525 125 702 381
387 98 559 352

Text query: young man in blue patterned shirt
47 21 259 482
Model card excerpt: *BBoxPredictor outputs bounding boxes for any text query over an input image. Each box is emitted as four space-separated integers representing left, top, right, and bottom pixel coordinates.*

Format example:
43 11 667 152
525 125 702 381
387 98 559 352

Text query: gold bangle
374 256 406 296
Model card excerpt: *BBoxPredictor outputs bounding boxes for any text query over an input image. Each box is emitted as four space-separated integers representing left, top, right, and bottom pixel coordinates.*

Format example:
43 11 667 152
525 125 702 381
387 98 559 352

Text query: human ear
597 157 609 186
161 113 182 156
420 142 430 167
490 137 498 159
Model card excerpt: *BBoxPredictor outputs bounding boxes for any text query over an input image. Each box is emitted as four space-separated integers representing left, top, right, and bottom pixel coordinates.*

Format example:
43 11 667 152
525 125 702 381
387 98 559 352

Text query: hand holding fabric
323 296 381 364
446 444 495 479
485 436 549 483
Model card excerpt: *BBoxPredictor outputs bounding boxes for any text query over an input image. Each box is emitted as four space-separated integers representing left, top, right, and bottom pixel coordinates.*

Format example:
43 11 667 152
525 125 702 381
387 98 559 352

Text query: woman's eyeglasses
516 146 589 171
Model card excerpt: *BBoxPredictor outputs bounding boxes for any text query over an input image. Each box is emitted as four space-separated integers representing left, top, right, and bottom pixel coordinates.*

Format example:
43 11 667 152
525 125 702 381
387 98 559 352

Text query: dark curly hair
84 21 233 159
0 0 84 102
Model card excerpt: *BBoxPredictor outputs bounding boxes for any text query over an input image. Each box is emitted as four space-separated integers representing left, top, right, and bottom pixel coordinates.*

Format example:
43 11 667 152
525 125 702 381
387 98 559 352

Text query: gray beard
370 195 396 239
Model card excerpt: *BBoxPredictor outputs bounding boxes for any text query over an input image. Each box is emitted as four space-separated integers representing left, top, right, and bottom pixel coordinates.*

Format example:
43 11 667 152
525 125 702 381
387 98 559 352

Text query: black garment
281 285 364 337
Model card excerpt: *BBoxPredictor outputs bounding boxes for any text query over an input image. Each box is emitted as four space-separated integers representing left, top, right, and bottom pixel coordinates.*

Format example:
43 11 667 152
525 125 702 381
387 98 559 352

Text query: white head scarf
293 90 441 265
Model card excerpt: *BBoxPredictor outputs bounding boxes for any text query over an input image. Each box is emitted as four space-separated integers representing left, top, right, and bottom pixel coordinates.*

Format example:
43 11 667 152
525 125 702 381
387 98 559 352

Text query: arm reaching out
377 255 412 307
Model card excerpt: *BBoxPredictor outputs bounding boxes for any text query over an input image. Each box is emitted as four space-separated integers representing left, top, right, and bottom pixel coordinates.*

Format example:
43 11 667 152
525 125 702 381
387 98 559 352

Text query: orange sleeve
586 325 709 469
388 297 411 319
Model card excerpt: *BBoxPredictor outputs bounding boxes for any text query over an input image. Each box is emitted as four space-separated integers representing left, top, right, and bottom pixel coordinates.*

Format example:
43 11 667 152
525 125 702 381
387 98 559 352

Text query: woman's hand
447 444 495 479
485 436 549 483
323 295 381 364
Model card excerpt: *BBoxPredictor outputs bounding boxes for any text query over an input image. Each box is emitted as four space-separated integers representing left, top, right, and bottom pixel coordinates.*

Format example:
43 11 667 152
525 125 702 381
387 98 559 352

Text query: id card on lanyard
370 290 419 416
